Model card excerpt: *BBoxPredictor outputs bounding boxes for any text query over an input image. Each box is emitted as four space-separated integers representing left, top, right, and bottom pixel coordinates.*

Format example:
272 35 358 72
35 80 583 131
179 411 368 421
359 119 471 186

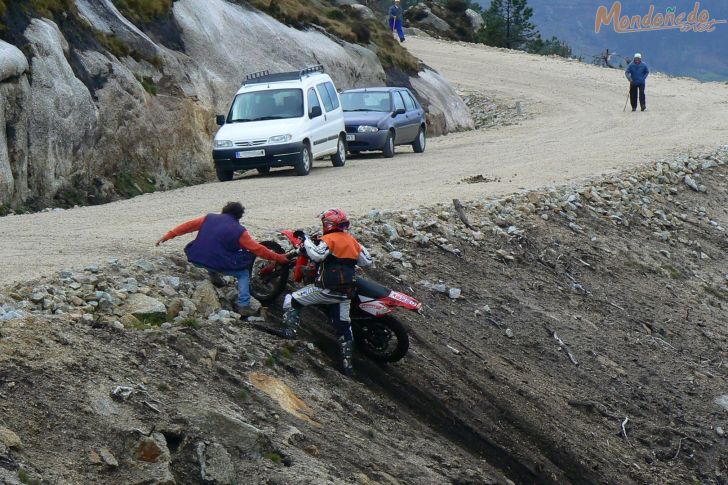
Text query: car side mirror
216 115 226 126
392 108 406 117
309 106 323 119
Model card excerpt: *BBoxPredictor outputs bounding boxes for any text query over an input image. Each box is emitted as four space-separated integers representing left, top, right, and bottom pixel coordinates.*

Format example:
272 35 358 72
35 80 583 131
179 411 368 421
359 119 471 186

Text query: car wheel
412 126 426 153
257 167 271 175
294 143 312 176
382 131 395 158
216 167 234 182
331 135 346 167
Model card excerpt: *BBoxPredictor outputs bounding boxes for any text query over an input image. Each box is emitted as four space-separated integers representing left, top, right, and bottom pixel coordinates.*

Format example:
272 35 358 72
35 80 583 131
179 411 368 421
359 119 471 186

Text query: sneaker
209 272 226 288
631 108 637 112
641 107 647 111
234 304 257 318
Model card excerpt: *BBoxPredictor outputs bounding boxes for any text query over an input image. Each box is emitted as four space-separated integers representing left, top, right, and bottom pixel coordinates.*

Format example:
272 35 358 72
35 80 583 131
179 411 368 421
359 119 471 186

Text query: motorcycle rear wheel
250 241 289 304
353 315 409 363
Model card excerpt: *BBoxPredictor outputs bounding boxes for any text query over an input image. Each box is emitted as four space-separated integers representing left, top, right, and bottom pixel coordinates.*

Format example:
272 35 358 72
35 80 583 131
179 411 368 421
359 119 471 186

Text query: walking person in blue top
625 53 649 112
389 0 405 43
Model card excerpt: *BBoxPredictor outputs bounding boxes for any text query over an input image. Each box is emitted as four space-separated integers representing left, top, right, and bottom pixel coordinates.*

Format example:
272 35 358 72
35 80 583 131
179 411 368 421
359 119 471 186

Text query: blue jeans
389 18 404 41
196 265 250 306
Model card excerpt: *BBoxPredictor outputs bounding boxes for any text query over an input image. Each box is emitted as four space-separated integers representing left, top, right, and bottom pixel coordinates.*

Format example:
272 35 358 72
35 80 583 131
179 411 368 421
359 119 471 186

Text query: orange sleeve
240 231 288 263
161 216 206 242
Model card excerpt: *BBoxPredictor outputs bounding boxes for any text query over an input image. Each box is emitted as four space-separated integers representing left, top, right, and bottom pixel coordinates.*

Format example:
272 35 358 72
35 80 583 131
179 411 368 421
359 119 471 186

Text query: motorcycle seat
355 278 391 298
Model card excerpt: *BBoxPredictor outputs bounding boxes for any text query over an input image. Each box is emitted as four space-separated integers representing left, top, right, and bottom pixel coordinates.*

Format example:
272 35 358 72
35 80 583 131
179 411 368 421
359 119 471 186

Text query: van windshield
341 91 391 112
227 89 304 122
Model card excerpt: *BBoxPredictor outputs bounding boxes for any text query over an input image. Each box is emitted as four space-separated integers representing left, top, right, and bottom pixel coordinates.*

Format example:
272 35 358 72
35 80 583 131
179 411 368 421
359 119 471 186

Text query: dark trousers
630 83 646 110
389 18 405 41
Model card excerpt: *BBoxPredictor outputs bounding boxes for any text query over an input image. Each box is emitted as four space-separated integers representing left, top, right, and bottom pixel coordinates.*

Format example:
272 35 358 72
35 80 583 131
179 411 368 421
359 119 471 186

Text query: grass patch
180 317 200 330
264 452 283 464
114 170 156 198
236 388 250 402
703 285 728 300
265 355 276 367
157 383 170 392
112 0 172 23
135 74 158 95
128 313 166 330
279 346 293 360
663 265 682 279
247 0 419 73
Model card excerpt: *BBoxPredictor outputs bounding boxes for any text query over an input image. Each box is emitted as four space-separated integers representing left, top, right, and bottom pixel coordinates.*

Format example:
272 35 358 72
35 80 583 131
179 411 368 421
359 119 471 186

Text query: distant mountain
476 0 728 81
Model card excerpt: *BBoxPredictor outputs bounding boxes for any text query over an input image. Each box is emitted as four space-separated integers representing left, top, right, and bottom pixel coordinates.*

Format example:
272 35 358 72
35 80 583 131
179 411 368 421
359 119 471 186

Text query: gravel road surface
2 37 727 285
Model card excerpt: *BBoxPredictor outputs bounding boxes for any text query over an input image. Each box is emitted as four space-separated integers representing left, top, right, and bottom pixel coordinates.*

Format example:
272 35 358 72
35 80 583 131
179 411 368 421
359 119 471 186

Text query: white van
212 65 347 181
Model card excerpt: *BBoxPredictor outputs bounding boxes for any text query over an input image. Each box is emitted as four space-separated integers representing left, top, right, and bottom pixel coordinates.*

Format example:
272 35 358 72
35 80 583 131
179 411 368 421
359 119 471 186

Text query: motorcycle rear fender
358 300 393 316
382 291 422 311
280 230 300 247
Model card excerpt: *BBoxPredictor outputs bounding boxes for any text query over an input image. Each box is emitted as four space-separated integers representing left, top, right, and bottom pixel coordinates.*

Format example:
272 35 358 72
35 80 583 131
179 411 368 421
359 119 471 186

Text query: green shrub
180 317 200 329
264 452 282 464
112 0 172 23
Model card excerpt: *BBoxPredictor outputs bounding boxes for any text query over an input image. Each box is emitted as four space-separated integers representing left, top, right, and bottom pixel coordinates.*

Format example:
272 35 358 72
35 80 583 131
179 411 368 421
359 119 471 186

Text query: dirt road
2 37 727 285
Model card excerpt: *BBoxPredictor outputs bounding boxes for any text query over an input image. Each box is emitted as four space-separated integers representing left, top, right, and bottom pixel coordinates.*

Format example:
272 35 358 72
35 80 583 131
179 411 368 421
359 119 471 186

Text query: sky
476 0 728 80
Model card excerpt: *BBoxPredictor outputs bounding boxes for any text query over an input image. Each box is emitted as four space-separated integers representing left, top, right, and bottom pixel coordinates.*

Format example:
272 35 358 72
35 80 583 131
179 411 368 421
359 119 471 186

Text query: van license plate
346 134 355 142
236 149 265 159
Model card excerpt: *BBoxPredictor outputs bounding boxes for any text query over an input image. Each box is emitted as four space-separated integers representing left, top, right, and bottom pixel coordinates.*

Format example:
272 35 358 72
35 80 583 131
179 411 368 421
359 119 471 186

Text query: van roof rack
243 65 325 85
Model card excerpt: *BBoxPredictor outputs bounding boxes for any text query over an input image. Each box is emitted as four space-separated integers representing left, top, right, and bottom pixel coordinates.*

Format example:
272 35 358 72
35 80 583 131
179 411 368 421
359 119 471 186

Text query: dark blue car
341 88 426 158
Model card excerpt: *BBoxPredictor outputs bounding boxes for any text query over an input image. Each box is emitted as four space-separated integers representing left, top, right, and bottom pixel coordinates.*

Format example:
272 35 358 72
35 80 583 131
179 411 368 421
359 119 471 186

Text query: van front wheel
216 167 234 182
294 143 312 176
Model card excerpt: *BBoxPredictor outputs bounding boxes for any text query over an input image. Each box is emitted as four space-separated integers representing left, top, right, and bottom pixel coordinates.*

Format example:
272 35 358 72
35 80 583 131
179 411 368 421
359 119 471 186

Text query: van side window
402 91 416 111
324 82 340 110
393 92 405 111
308 88 321 114
316 83 335 112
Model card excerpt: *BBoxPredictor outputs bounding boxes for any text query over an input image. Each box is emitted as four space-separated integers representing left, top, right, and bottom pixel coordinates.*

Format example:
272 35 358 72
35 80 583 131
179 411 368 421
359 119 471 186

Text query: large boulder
125 293 167 321
410 68 474 136
465 8 484 31
405 3 451 32
24 19 97 199
0 42 30 206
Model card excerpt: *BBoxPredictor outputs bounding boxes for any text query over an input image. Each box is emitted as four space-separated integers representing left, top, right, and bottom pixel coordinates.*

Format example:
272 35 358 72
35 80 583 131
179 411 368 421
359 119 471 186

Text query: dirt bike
250 230 421 363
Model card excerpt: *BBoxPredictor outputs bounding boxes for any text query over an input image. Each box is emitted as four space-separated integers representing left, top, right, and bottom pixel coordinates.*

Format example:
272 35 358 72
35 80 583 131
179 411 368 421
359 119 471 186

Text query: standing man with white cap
625 53 649 112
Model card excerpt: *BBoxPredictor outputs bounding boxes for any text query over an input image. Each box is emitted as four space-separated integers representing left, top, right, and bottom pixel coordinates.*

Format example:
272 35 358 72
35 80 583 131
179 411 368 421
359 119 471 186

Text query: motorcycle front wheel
353 315 409 363
250 240 289 304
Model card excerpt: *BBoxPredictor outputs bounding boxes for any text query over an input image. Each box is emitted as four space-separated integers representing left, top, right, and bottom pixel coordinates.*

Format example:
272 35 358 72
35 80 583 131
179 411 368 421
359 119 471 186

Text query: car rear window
324 82 340 110
402 91 416 111
316 83 335 112
393 92 405 111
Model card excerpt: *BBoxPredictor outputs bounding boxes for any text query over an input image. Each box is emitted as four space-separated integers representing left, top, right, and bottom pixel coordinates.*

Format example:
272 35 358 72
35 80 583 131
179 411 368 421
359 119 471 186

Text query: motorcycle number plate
346 134 355 142
236 149 265 159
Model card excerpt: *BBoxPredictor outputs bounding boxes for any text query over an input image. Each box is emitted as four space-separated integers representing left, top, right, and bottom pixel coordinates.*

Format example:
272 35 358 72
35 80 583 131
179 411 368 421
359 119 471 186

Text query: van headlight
214 140 233 148
357 125 379 133
268 134 292 144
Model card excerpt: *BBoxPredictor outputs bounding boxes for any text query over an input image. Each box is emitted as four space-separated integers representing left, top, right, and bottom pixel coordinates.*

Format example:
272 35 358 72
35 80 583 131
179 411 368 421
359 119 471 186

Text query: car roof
341 87 406 94
235 66 332 94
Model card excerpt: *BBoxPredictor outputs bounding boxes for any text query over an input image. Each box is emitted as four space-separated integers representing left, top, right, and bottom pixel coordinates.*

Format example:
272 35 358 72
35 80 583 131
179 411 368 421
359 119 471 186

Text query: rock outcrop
411 68 474 135
0 0 471 210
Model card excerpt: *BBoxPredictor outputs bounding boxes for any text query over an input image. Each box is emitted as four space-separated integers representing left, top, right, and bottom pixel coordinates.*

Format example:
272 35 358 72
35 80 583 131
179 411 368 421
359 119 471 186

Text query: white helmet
634 53 642 59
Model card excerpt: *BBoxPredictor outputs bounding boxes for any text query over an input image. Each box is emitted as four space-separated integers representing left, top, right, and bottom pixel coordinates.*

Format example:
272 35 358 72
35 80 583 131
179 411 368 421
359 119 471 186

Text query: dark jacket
184 213 254 272
389 5 403 21
625 62 649 85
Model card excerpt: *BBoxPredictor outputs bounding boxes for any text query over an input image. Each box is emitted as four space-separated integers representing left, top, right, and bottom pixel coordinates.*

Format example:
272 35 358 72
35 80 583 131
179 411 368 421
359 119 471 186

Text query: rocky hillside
1 146 727 483
0 0 473 212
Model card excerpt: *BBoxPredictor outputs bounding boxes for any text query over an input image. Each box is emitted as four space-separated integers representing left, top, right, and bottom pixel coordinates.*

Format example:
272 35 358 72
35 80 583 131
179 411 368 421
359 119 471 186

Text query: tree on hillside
478 0 537 50
528 35 572 58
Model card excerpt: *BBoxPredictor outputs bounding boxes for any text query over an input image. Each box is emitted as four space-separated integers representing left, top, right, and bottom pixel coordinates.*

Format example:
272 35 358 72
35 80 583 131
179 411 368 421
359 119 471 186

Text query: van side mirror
309 106 323 118
216 115 226 126
392 108 406 117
